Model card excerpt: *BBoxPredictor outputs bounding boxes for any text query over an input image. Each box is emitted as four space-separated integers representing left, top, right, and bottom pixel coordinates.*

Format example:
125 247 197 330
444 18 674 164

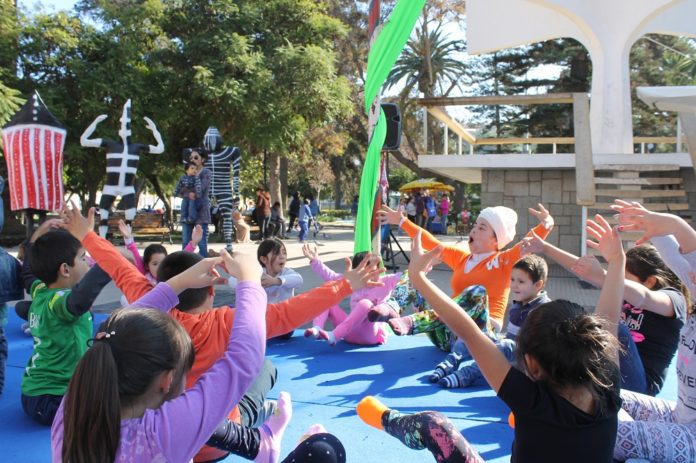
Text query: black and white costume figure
201 127 241 251
80 99 164 237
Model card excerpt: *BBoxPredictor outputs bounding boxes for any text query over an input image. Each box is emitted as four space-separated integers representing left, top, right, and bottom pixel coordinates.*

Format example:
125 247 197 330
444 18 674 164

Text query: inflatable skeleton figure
80 99 164 237
201 127 241 251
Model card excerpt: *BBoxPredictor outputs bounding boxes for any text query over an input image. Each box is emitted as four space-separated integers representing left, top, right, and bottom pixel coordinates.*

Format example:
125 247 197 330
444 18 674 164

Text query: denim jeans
0 303 6 395
618 322 650 395
298 221 309 241
182 222 208 256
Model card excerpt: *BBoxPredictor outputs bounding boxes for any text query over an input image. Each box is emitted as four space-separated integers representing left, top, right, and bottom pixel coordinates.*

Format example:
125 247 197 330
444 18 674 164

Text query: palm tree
385 21 468 98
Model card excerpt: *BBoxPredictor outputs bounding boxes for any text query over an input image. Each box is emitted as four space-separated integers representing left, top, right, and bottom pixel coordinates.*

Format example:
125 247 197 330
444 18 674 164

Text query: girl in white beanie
379 203 554 382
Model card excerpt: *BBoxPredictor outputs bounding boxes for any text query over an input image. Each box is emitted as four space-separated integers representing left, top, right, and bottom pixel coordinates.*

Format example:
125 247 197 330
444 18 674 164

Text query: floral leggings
409 285 491 352
614 389 696 463
382 409 483 463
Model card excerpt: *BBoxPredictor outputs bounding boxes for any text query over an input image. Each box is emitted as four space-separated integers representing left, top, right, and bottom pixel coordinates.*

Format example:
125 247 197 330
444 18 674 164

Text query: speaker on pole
381 103 401 151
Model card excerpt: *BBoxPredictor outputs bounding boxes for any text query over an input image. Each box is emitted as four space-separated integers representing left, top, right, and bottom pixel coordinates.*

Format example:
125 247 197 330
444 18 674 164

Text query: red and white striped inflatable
1 91 66 211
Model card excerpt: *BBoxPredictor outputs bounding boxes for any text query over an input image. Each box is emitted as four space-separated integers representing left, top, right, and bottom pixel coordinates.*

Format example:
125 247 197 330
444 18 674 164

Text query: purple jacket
51 281 267 462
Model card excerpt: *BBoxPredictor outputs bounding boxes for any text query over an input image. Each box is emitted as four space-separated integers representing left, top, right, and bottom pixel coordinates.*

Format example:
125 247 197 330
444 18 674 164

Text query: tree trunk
267 151 282 211
280 157 289 208
133 177 147 210
146 174 173 227
331 156 344 208
87 185 99 212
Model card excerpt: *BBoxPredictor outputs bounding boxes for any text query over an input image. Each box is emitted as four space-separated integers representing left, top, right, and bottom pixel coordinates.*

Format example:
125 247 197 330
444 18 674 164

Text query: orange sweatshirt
82 232 353 462
401 220 551 324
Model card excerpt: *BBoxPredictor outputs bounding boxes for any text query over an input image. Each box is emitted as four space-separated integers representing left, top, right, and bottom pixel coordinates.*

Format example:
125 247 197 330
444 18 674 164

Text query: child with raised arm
437 254 551 389
119 219 202 285
19 216 112 426
522 214 689 396
302 243 400 346
610 201 696 463
61 205 379 462
357 219 625 463
52 247 347 463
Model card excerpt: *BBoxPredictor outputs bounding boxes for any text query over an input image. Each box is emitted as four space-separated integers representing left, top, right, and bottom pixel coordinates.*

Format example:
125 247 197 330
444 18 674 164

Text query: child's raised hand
30 218 65 243
302 242 318 261
408 230 443 276
570 255 604 286
343 253 384 290
220 248 262 282
167 257 226 294
586 214 624 263
191 224 203 246
118 219 132 240
60 201 95 241
378 205 404 225
528 203 554 229
611 200 669 245
520 230 545 255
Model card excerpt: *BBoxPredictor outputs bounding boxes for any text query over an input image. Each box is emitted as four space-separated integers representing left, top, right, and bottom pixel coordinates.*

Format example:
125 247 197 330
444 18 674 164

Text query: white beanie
478 206 518 250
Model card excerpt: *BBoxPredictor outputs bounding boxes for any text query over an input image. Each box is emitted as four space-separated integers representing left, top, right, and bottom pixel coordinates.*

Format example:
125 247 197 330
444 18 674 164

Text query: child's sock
297 423 328 444
428 365 449 383
255 391 292 463
367 304 400 322
388 315 414 336
317 329 337 346
303 327 320 339
438 368 475 389
356 396 390 431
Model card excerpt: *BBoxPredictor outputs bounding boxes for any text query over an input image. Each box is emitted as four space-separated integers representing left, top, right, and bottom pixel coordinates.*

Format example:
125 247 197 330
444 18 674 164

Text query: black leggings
382 410 483 463
207 423 345 463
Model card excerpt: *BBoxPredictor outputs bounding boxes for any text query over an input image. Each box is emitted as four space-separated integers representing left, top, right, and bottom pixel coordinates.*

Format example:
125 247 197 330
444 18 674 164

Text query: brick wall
480 168 582 255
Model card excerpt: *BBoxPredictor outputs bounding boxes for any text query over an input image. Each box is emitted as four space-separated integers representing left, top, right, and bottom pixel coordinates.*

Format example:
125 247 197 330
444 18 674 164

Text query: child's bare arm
409 231 511 392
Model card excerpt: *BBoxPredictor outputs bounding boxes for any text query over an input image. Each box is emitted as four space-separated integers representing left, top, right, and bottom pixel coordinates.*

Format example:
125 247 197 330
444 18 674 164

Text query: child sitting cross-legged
357 220 626 463
19 216 113 426
229 237 303 340
52 245 347 463
61 204 378 462
302 243 401 346
436 254 551 389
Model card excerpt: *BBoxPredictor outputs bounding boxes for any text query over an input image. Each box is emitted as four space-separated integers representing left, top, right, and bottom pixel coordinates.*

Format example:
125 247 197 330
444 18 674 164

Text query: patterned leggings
614 390 696 462
382 410 483 463
410 285 491 352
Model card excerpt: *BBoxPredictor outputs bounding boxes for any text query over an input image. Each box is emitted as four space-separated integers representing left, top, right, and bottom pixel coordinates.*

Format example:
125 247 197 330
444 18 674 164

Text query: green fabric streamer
364 0 427 114
354 0 425 254
354 108 386 253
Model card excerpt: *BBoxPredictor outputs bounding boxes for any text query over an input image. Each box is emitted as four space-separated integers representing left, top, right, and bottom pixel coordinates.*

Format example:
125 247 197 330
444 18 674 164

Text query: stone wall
480 168 583 255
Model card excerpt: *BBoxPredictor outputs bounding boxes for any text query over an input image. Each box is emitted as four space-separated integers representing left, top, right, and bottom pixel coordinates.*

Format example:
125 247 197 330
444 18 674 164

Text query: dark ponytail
517 300 620 413
62 342 120 462
61 309 194 462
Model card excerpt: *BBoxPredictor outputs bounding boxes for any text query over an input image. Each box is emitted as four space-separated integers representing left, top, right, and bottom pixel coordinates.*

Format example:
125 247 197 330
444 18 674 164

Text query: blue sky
19 0 77 13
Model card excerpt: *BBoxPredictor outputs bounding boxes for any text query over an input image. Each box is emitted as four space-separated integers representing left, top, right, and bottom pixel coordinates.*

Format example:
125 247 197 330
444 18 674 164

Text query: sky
19 0 77 13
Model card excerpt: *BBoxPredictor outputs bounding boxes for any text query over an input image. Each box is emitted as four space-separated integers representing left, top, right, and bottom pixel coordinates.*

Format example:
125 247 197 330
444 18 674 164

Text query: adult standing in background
255 186 271 239
183 149 211 256
288 191 301 232
439 193 450 235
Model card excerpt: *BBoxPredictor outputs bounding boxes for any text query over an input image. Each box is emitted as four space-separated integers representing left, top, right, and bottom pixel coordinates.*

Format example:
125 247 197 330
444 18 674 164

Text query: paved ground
53 225 601 315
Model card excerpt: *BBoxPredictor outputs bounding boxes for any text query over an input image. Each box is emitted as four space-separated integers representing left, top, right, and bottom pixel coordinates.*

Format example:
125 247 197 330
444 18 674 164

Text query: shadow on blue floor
1 305 680 462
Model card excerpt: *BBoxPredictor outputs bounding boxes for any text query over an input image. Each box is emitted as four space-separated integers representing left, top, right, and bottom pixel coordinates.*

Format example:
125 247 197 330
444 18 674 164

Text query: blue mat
1 306 679 462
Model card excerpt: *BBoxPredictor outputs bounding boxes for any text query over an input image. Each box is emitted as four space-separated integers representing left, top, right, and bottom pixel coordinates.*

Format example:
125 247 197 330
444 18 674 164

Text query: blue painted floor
1 307 679 462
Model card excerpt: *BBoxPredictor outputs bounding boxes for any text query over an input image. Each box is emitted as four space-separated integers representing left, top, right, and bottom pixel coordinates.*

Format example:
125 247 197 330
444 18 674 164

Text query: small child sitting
118 220 202 304
435 254 551 388
20 217 112 425
229 237 303 339
303 244 400 346
174 162 202 224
